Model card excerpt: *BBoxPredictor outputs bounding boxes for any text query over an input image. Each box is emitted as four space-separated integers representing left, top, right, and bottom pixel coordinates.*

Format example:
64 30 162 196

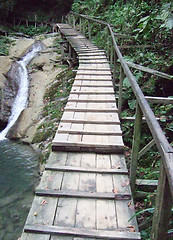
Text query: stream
0 140 39 240
0 41 44 239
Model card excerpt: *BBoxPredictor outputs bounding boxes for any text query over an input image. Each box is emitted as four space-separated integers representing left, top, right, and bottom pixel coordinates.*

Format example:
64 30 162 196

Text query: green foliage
0 0 74 19
13 25 51 36
0 36 14 56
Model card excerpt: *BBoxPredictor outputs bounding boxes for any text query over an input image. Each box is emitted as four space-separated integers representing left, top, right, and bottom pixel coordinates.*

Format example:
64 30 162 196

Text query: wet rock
0 40 46 127
0 61 22 122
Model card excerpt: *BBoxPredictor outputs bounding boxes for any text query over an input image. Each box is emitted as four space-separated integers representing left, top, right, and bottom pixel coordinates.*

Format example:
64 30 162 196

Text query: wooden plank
73 84 113 87
116 200 139 231
136 179 158 187
70 91 115 95
21 196 57 239
71 86 113 91
52 141 124 154
96 200 117 230
48 152 68 166
61 172 80 191
96 154 114 193
61 119 120 125
68 98 115 102
64 108 118 113
57 23 72 29
25 224 141 239
57 129 122 136
45 165 128 174
62 111 120 123
36 170 63 190
35 189 131 200
54 198 77 227
79 61 109 64
145 96 173 104
66 151 82 167
75 199 96 228
51 236 73 240
75 75 112 80
80 152 96 168
21 233 50 240
111 154 127 170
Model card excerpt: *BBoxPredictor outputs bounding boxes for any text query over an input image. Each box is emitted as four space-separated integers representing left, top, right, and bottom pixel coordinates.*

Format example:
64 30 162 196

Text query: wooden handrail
127 61 173 80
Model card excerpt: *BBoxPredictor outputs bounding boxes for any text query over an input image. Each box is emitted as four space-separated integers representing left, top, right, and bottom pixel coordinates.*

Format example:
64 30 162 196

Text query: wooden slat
64 108 118 113
70 91 115 94
35 189 131 200
68 99 116 103
52 140 124 154
56 23 72 29
58 129 122 136
74 78 112 81
45 165 128 174
60 119 120 124
25 224 141 239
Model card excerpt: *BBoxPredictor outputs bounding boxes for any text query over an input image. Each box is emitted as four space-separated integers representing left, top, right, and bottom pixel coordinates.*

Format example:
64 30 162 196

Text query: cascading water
0 43 44 140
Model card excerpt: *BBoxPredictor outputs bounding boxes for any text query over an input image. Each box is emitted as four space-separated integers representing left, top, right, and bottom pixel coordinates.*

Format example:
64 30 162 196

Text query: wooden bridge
21 12 173 240
21 24 141 240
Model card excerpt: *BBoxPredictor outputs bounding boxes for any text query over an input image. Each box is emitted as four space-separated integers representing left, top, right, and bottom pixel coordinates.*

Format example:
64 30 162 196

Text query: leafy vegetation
0 0 74 20
0 36 14 56
12 25 51 36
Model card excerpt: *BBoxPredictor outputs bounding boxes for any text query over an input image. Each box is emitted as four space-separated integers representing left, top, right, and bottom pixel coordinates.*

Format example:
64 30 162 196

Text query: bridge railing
65 11 173 240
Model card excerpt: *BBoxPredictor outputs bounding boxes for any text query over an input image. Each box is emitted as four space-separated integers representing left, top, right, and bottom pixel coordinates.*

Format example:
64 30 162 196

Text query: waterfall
0 43 43 141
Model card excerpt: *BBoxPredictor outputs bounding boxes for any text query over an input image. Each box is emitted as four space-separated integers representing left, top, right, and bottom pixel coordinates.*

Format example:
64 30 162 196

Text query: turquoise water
0 140 39 240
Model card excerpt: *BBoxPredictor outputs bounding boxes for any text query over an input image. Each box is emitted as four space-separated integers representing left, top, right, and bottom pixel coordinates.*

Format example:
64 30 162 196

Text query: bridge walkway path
21 23 141 240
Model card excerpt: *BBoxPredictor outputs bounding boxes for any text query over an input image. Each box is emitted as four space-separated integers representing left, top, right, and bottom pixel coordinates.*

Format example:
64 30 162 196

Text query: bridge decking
21 24 141 240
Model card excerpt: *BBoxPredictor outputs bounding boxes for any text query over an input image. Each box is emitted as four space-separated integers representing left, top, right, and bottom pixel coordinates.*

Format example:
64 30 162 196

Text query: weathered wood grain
45 165 128 174
35 189 131 200
25 224 141 239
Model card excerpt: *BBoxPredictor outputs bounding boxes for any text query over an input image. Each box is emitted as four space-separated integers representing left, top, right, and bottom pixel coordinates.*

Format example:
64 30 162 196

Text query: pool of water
0 140 39 240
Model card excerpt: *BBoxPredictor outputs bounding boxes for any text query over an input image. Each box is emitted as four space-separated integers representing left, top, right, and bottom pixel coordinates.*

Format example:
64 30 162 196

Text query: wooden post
79 17 82 32
113 53 118 82
151 161 173 240
130 103 143 196
68 15 71 25
107 28 110 59
69 44 72 59
73 15 75 28
110 38 114 66
35 15 37 29
88 21 91 40
118 66 125 116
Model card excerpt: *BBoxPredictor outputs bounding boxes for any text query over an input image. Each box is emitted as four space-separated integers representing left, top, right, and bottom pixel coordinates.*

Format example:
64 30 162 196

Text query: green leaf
165 18 173 30
123 77 131 88
128 99 136 110
128 207 155 222
138 15 150 23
